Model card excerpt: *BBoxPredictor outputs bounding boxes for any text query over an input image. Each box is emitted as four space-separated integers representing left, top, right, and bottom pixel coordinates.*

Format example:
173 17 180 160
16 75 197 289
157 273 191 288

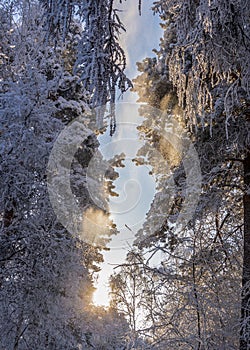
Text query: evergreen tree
131 1 250 347
0 1 127 348
41 0 132 134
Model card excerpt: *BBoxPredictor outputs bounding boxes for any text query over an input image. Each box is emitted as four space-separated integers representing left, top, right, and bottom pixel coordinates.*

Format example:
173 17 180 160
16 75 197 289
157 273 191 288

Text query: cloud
115 0 163 79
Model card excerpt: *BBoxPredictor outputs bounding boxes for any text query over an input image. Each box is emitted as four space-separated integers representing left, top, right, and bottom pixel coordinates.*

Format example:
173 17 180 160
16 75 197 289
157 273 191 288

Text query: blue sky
93 0 163 306
116 0 163 86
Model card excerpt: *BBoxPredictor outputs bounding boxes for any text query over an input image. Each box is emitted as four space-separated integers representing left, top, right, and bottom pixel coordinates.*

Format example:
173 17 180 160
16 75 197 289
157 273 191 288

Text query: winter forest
0 0 250 349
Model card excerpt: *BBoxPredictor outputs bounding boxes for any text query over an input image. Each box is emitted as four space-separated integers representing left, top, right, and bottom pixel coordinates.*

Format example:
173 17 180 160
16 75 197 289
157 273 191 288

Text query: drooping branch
41 0 133 134
153 0 250 130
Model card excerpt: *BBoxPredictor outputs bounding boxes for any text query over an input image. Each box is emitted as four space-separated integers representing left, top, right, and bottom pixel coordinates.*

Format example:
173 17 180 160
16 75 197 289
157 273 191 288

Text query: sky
116 0 163 89
92 0 163 306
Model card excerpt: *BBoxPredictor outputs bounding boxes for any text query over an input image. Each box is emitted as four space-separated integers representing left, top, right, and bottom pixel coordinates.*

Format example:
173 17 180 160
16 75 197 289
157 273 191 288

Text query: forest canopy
0 0 249 349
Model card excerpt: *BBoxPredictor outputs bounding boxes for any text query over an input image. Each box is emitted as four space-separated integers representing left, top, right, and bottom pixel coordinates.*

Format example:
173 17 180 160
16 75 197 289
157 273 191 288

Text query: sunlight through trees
0 0 249 349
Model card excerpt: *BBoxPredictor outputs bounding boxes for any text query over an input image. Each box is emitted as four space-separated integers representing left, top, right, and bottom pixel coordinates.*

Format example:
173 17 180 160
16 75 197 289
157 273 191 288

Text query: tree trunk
240 151 250 349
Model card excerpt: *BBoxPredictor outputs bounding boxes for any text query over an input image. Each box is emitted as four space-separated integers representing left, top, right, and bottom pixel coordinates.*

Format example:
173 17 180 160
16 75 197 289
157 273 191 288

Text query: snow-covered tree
41 0 132 134
0 1 127 348
151 1 249 346
130 1 250 347
110 251 157 349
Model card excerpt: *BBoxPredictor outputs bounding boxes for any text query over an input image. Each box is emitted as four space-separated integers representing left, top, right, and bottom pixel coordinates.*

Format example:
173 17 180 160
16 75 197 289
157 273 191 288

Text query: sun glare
92 282 110 307
81 207 110 244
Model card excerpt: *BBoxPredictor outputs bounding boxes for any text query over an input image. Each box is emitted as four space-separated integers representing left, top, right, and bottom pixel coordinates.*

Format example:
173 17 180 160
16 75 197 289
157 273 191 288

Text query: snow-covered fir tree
0 0 131 348
130 1 250 348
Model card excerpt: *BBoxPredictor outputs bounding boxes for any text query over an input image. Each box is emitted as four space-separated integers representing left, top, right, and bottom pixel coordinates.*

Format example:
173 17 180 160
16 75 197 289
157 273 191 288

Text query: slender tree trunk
13 312 23 350
192 261 201 350
240 151 250 350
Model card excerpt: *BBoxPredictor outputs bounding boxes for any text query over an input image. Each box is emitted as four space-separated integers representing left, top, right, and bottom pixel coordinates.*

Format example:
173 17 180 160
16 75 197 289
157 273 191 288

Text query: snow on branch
153 0 250 132
74 0 132 133
41 0 133 135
